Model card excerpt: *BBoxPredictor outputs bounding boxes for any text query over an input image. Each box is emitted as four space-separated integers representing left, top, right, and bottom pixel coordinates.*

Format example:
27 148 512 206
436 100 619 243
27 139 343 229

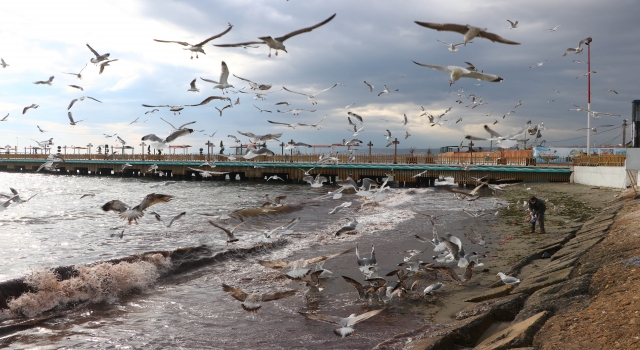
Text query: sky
0 0 638 154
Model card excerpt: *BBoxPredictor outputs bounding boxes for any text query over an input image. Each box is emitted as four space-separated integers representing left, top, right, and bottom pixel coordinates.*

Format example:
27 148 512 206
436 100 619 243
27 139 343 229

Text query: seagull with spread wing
413 61 503 86
86 43 110 64
68 96 102 110
299 309 384 338
142 96 230 115
33 76 54 85
209 220 245 244
142 128 194 149
67 112 86 126
62 63 87 80
215 14 336 57
222 284 296 312
414 21 520 45
154 25 233 59
232 74 271 90
101 193 173 225
258 248 354 279
200 61 234 93
282 83 340 105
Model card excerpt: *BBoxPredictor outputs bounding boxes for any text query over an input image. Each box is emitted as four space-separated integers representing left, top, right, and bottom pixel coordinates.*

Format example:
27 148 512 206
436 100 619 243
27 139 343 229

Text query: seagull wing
200 77 219 84
347 111 363 123
312 83 338 97
177 121 197 129
341 276 364 296
483 125 503 138
86 43 100 57
260 289 297 302
411 61 452 73
167 212 186 227
68 112 75 124
85 96 102 103
221 284 248 302
219 61 230 85
268 120 291 126
477 30 521 45
299 312 341 325
153 39 191 46
282 86 309 97
364 81 374 92
430 266 461 281
195 25 234 46
463 71 503 82
348 309 384 326
214 41 264 48
275 14 337 42
67 99 79 110
305 247 355 265
232 74 254 84
165 128 194 143
135 193 174 212
187 96 231 106
159 117 178 130
414 21 470 34
101 200 130 213
141 134 165 143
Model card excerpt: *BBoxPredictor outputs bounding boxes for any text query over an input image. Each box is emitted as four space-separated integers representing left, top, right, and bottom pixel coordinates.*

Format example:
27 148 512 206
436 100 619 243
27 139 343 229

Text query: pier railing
572 155 627 166
0 152 545 166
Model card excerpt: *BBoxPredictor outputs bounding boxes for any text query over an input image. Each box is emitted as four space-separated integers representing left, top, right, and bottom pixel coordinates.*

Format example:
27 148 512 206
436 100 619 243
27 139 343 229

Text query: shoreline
376 183 635 350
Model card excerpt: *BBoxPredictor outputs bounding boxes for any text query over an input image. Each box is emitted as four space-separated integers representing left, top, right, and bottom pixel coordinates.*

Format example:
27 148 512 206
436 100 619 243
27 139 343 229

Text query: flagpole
586 37 593 154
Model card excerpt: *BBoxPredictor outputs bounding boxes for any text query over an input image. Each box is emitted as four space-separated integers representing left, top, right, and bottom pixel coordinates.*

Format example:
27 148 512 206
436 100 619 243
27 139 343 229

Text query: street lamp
140 142 146 160
468 141 474 164
205 141 213 161
585 37 593 155
87 143 93 160
367 141 373 163
392 138 400 164
279 142 285 155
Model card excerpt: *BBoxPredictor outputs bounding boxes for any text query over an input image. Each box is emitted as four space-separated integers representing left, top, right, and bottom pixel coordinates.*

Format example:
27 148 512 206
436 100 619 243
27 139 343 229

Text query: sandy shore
372 182 628 349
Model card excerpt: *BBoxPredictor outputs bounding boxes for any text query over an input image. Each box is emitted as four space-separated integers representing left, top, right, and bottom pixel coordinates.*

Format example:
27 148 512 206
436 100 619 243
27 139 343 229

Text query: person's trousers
531 211 545 231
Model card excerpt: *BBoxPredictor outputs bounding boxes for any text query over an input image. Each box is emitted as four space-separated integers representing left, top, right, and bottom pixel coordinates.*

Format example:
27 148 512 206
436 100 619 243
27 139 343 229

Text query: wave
0 240 287 325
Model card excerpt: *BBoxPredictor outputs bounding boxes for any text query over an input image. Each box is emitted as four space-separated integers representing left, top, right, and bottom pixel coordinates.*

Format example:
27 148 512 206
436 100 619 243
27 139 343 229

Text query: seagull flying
507 20 518 29
233 74 271 90
86 43 110 64
67 112 86 126
436 39 469 52
282 83 340 105
222 284 296 312
209 220 246 244
215 14 336 57
154 25 233 59
200 61 234 93
142 95 230 115
62 63 87 80
68 96 102 110
364 81 374 92
414 21 520 45
102 193 173 225
412 61 503 86
299 309 384 338
33 76 54 85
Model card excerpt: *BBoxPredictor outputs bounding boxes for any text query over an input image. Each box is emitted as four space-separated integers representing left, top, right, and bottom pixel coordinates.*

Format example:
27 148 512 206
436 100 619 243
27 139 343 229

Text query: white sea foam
1 253 170 319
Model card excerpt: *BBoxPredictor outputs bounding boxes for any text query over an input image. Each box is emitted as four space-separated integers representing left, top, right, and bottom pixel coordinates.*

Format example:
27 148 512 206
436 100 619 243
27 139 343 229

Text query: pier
0 152 572 186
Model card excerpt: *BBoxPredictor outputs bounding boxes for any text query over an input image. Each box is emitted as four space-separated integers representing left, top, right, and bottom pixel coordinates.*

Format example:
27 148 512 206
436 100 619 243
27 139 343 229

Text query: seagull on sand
282 83 340 105
436 39 469 52
68 96 102 110
101 193 174 225
496 272 521 285
222 284 297 312
154 25 233 59
414 21 520 45
62 63 87 80
424 282 444 294
299 309 384 338
33 76 54 85
412 61 503 86
209 220 246 244
22 103 40 118
86 43 110 64
67 112 86 126
215 14 336 57
200 61 234 93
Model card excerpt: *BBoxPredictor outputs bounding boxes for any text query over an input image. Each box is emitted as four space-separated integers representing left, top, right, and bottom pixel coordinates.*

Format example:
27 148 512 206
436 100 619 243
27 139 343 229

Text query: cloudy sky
0 0 637 153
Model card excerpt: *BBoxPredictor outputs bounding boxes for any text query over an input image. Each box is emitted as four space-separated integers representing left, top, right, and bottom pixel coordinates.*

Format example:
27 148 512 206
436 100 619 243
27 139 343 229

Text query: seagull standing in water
215 14 336 57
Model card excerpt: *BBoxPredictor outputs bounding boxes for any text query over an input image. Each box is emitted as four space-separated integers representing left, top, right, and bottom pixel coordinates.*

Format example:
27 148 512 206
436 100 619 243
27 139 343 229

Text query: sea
0 172 499 349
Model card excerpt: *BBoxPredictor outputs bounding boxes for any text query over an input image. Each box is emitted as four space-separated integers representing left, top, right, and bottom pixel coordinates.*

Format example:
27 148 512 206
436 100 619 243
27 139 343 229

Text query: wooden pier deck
0 156 572 187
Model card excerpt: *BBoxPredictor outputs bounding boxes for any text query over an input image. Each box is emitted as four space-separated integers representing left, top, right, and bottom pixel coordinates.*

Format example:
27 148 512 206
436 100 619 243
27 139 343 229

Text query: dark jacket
528 199 546 215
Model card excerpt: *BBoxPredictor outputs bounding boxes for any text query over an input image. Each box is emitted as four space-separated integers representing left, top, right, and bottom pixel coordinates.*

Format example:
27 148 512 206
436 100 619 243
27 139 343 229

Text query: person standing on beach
528 196 546 233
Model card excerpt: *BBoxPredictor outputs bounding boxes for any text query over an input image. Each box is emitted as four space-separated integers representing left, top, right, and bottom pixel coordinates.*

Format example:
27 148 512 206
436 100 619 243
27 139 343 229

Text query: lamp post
288 139 295 162
205 141 213 161
279 142 285 155
87 143 92 160
585 37 593 155
468 141 474 164
392 138 400 164
367 141 373 163
140 142 146 160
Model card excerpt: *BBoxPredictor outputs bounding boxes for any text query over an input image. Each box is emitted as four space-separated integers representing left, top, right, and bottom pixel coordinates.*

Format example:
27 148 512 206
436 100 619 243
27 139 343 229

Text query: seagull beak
282 49 288 53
